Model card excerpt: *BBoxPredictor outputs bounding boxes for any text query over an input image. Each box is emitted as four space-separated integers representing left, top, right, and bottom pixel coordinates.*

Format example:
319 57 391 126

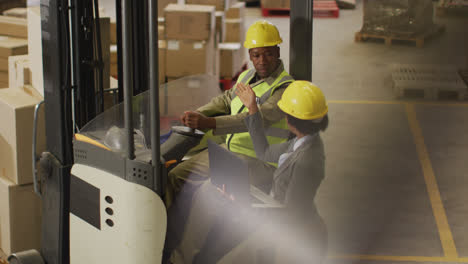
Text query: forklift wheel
7 250 44 264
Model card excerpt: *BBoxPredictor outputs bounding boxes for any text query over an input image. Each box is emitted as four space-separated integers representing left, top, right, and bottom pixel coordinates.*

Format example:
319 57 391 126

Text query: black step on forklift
7 0 315 263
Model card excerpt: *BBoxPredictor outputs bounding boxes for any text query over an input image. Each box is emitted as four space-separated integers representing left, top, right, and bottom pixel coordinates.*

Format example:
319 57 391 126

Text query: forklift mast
35 0 158 263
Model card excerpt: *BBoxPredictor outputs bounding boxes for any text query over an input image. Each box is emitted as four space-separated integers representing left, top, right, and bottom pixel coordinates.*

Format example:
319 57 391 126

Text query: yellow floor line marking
330 255 468 263
405 103 458 258
328 100 468 107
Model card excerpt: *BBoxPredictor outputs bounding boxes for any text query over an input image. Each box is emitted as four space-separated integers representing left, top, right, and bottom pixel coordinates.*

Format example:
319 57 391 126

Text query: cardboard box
110 21 116 45
0 0 26 14
164 4 215 41
0 36 28 58
158 0 178 17
110 62 117 78
22 84 42 99
158 17 165 27
27 7 44 97
0 71 7 83
0 57 7 71
2 7 27 18
186 0 230 11
0 176 42 255
225 1 245 19
8 55 31 89
109 40 165 82
0 89 45 185
224 19 243 43
165 37 219 78
158 25 165 40
260 0 290 9
0 15 27 38
215 11 226 43
219 42 244 79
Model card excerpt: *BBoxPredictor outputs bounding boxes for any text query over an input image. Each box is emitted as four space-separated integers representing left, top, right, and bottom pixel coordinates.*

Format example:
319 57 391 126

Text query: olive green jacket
196 61 289 135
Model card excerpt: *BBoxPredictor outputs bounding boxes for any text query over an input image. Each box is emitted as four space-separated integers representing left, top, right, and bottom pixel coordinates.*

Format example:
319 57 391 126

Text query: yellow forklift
8 0 315 263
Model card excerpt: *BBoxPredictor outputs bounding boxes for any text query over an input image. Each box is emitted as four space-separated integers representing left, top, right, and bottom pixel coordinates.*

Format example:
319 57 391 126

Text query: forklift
7 0 315 263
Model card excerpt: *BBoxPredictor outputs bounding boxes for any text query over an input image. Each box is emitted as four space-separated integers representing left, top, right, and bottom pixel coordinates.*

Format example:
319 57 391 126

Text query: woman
170 81 329 264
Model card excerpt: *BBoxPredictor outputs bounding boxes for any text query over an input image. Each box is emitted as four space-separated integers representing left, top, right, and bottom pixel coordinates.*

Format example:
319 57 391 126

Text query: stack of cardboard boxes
174 0 246 81
0 88 44 256
0 37 27 88
224 2 245 43
215 11 226 43
0 14 28 88
108 0 246 86
219 1 246 80
109 0 172 83
0 6 44 256
164 4 219 81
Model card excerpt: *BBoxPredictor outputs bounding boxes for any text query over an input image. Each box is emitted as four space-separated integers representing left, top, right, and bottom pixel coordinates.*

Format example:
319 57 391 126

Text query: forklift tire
7 250 45 264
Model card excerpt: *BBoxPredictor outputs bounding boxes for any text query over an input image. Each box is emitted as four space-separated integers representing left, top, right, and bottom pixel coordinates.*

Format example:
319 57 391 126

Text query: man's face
249 46 280 79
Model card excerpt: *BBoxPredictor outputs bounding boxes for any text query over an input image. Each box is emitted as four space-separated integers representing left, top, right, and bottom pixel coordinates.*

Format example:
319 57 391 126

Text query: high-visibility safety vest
227 68 294 159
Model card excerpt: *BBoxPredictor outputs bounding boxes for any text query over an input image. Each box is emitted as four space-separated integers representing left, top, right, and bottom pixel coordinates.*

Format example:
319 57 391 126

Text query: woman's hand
235 83 259 114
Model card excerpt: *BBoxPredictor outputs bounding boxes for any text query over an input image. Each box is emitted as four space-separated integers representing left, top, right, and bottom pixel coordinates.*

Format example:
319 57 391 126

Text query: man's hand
235 83 259 115
179 111 216 129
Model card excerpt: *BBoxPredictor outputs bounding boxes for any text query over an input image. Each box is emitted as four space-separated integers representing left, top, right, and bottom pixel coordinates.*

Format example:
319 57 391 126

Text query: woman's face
286 116 300 137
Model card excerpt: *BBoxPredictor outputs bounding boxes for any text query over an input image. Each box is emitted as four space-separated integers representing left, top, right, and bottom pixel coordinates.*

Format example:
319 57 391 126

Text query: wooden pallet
355 24 446 48
313 0 339 18
261 0 339 18
392 64 467 100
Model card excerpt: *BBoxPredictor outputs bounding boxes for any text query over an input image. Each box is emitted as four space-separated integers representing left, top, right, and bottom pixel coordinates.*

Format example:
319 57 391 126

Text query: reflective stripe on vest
227 69 294 159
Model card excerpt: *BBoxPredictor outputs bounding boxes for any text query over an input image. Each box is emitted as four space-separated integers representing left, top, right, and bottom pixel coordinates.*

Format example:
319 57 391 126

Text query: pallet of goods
355 0 444 48
355 24 445 48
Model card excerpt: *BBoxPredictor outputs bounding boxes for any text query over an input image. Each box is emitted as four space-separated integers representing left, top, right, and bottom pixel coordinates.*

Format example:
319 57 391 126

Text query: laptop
208 140 284 208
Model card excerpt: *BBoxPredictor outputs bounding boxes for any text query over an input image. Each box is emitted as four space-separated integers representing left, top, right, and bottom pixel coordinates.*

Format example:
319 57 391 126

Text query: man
166 20 294 206
163 20 294 264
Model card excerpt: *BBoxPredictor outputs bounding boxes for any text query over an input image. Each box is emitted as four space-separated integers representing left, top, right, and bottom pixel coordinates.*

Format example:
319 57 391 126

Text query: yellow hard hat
244 20 282 49
277 81 328 120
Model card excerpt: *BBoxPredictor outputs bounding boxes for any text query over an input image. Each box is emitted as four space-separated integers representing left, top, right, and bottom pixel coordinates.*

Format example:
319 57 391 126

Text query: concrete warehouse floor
244 2 468 264
103 1 468 263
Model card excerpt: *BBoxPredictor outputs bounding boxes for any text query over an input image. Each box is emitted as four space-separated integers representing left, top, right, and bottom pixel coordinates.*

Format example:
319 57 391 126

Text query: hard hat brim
277 100 328 121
